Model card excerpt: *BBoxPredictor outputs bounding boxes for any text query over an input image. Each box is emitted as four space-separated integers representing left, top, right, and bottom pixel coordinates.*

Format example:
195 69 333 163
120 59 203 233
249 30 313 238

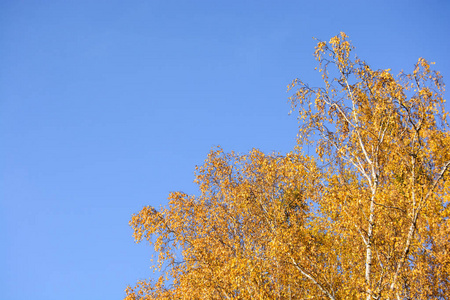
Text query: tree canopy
125 33 450 300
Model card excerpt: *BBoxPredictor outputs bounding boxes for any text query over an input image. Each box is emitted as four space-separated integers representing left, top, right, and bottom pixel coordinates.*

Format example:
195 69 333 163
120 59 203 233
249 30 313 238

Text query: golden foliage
126 33 450 300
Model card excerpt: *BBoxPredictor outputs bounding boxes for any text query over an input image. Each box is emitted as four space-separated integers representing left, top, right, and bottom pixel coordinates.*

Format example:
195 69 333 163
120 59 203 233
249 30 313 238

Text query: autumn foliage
125 33 450 299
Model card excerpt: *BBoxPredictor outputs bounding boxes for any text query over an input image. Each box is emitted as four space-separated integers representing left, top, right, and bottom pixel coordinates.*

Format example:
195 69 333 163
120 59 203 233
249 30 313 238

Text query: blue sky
1 1 449 299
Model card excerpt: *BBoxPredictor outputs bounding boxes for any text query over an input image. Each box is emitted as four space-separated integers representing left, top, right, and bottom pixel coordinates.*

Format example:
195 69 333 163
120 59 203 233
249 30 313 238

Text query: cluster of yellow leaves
127 150 333 299
126 33 450 300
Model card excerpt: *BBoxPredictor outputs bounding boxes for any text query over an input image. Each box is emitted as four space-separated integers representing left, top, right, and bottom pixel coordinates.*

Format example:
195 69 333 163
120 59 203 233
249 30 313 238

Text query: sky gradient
1 1 449 299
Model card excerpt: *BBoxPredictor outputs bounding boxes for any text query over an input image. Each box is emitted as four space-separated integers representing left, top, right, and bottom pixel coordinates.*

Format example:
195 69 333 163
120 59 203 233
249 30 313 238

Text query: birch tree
125 33 450 300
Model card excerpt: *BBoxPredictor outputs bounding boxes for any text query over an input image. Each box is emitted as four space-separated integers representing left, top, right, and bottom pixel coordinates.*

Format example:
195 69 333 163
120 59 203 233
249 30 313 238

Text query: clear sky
1 1 449 299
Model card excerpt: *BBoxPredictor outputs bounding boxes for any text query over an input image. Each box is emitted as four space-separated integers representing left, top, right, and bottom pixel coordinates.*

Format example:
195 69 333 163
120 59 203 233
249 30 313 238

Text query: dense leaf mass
125 33 450 300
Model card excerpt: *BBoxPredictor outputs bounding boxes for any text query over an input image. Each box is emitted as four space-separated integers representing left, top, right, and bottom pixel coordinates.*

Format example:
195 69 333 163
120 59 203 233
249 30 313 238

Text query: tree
125 33 450 300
